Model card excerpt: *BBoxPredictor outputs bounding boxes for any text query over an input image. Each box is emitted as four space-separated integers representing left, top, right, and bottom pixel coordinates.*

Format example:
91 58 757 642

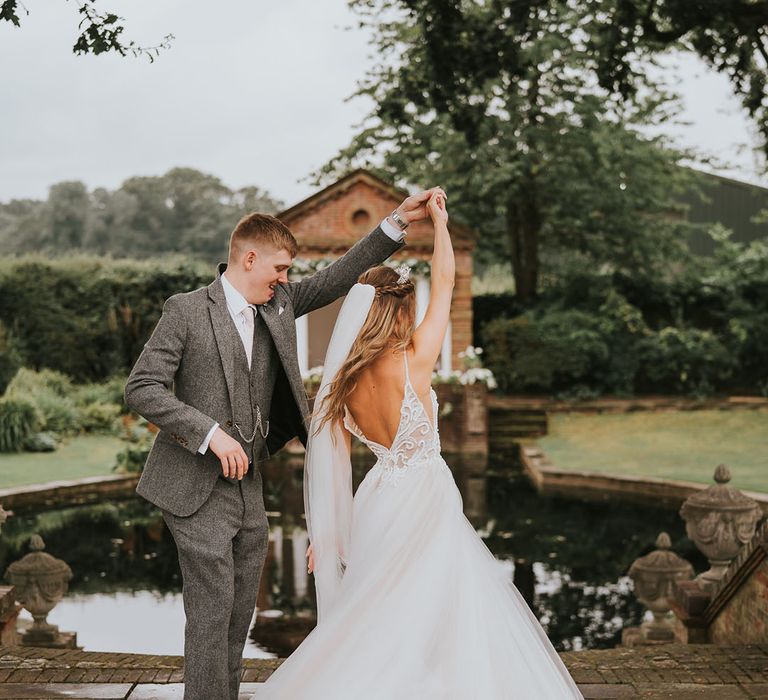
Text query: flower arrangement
431 367 497 389
458 345 484 369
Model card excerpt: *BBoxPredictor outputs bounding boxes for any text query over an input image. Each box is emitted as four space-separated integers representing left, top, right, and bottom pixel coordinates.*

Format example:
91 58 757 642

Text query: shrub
0 255 210 382
0 397 40 452
0 321 22 395
472 293 521 343
636 327 736 397
482 311 612 393
23 431 57 452
6 367 73 397
5 368 80 434
73 376 128 410
79 402 122 432
113 419 154 473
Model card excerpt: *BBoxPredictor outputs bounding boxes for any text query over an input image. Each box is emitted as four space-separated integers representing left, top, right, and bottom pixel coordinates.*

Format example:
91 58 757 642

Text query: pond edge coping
519 442 768 514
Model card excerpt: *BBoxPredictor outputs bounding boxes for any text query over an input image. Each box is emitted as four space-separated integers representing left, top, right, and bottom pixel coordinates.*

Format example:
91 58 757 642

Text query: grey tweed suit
124 225 404 700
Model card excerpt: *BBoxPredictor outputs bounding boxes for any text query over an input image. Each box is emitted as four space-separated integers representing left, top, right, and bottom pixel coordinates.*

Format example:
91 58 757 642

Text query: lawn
0 434 124 489
538 408 768 494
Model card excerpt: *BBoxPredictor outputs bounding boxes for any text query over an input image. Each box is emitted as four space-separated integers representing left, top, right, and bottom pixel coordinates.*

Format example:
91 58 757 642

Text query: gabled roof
276 169 476 249
277 169 406 223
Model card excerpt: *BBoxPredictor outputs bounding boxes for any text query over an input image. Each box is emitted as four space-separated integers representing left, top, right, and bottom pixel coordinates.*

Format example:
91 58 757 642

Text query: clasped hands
390 186 448 228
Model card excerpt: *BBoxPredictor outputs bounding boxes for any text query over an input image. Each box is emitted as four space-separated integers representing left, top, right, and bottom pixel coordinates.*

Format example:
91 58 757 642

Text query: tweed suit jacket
125 226 404 517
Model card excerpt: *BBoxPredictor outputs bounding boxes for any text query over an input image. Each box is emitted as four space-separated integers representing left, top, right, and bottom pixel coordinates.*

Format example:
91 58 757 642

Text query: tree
0 0 172 60
587 0 768 161
45 181 89 250
0 168 284 260
321 0 699 303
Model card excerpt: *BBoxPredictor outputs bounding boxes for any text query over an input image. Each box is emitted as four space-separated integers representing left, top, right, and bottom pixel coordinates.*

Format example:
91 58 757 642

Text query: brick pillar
0 586 19 646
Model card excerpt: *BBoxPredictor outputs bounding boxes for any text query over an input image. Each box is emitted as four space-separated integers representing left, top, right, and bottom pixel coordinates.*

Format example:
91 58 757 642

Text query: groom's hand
209 427 249 480
393 187 448 226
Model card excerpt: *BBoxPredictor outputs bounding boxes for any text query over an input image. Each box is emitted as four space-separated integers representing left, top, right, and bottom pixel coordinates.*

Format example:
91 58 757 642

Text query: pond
0 450 706 658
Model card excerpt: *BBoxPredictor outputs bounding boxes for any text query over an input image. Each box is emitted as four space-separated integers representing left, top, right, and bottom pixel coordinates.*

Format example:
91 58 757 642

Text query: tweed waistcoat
227 309 279 463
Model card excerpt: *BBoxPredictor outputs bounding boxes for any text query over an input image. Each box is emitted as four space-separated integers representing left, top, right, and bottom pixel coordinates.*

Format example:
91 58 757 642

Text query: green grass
0 434 124 489
538 408 768 494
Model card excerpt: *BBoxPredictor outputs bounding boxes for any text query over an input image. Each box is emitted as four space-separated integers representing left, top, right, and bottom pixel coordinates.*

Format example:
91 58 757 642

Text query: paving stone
633 683 750 699
127 683 263 699
0 683 132 699
741 683 768 699
578 684 636 698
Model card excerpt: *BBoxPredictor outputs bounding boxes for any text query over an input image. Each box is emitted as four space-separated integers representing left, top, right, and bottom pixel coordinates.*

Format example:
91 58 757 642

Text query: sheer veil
303 283 375 622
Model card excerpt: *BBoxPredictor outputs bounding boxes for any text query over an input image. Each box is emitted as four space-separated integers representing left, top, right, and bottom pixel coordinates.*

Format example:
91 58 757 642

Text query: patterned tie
241 305 257 368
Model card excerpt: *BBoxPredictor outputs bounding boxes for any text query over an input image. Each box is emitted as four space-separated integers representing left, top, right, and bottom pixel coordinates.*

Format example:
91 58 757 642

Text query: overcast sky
1 0 765 209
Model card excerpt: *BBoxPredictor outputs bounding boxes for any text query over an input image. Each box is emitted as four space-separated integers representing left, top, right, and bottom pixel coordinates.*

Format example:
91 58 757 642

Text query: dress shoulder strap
403 350 413 387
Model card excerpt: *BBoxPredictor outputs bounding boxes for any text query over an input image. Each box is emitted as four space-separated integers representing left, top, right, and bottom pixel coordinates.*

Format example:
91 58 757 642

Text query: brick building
277 170 476 373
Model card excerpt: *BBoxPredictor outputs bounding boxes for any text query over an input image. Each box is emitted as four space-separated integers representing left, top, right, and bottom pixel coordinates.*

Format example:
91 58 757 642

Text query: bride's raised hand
306 543 315 574
427 191 448 224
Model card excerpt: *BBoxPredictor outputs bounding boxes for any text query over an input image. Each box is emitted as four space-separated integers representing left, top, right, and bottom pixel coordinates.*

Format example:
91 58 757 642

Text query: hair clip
395 264 411 284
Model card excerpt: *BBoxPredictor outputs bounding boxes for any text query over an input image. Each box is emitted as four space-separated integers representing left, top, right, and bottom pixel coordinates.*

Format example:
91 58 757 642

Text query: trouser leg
226 522 269 699
163 479 240 700
226 467 270 700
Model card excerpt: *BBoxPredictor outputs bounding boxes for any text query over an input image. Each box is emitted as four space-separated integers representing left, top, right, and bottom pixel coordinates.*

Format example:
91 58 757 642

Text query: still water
1 451 705 658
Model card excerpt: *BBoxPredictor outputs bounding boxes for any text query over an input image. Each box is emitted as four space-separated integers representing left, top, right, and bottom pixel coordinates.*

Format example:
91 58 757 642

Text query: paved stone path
0 644 766 698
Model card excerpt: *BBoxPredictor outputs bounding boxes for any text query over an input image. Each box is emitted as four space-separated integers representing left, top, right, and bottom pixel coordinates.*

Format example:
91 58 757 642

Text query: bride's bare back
345 348 435 450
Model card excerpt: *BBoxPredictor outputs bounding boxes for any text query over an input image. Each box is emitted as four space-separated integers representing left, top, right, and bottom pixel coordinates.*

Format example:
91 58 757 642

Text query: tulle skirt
252 458 583 699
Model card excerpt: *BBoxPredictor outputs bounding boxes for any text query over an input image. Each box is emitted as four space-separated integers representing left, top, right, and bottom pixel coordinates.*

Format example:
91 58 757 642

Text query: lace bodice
343 353 448 487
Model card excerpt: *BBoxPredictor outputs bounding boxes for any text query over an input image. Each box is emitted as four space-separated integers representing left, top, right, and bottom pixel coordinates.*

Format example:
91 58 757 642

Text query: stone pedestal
621 626 677 647
670 579 711 643
21 628 78 648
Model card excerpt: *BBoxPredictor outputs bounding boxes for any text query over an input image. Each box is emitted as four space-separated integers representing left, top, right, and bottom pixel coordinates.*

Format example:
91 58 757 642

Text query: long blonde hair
315 266 416 435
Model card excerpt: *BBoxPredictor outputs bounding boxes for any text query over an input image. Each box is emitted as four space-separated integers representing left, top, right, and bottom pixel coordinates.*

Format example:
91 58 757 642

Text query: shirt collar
221 272 256 317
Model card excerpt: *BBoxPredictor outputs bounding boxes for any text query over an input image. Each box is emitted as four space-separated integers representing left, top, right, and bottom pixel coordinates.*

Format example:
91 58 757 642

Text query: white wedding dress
253 353 583 699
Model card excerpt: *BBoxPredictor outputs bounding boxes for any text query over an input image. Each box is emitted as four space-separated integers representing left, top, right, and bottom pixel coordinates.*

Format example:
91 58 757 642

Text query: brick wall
709 558 768 644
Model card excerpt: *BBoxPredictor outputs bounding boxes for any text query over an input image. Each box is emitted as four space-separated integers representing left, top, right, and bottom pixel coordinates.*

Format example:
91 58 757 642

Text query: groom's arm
124 294 217 455
283 220 405 319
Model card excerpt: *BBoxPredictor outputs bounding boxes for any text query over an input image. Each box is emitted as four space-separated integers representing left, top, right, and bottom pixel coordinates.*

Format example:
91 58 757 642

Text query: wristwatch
389 208 409 231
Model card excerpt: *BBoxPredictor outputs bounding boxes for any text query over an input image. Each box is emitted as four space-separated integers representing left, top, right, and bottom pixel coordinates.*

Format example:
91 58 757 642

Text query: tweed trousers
162 468 269 700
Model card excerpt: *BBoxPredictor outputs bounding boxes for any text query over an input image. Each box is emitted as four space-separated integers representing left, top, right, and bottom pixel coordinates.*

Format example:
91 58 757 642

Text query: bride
253 193 583 699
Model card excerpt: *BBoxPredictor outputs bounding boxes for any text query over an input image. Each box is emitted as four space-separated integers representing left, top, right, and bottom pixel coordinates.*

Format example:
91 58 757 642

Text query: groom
124 187 443 700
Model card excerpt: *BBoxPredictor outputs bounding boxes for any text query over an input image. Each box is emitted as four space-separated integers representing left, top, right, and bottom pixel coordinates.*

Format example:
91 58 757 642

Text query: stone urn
4 534 75 646
628 532 694 641
680 464 763 590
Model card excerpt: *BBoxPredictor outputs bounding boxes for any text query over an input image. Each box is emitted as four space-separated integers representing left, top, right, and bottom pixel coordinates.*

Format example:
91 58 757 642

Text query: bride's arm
411 193 454 368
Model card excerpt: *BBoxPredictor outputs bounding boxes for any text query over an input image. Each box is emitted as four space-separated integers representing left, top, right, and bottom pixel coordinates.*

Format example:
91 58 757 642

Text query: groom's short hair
229 213 298 261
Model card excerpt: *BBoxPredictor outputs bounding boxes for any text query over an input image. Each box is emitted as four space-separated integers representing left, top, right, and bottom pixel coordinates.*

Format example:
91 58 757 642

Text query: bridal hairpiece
395 264 411 284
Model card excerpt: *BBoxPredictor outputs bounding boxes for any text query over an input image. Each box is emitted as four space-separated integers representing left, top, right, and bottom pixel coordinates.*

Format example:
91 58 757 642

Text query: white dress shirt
197 217 405 454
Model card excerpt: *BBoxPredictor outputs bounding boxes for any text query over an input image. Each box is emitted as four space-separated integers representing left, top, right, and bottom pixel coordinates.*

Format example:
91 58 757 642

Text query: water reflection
0 450 706 656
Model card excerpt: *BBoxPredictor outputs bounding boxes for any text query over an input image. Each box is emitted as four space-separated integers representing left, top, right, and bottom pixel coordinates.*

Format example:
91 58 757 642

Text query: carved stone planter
4 534 77 648
680 464 762 591
625 532 694 644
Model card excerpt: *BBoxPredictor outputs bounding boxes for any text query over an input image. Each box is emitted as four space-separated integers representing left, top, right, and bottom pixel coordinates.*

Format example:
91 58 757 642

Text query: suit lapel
207 270 238 409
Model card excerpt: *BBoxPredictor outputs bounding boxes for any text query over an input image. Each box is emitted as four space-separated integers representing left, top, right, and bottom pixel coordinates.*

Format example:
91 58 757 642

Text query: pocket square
279 305 285 315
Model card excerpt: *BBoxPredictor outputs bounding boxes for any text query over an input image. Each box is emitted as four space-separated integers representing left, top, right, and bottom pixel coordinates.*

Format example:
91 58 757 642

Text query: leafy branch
1 0 173 61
